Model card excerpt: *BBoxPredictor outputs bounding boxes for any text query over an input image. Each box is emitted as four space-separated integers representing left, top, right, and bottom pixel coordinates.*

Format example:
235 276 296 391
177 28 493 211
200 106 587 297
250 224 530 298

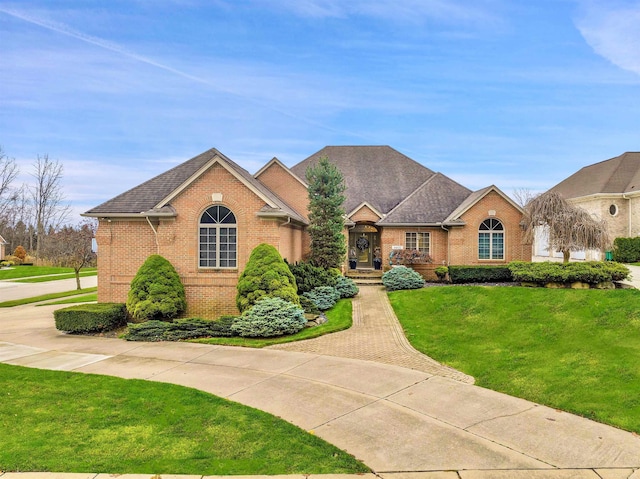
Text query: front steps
346 269 384 285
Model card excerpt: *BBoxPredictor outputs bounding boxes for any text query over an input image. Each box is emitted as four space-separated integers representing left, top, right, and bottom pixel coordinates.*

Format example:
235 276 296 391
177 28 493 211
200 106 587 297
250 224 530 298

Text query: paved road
0 290 639 478
0 276 97 302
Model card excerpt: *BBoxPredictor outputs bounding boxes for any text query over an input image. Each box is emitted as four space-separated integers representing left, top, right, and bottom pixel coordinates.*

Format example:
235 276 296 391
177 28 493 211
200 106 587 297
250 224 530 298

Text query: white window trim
199 206 238 269
478 218 505 261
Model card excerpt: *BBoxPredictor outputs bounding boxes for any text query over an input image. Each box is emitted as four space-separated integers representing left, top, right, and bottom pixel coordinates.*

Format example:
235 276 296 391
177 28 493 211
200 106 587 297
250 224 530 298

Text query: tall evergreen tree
306 156 346 269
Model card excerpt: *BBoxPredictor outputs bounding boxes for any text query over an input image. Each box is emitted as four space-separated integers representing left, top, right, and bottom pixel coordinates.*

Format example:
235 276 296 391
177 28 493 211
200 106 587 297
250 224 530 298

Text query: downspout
146 216 160 254
622 194 631 236
440 224 450 265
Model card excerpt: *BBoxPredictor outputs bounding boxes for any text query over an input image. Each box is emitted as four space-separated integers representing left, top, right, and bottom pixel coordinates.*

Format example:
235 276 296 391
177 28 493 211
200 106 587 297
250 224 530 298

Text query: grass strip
0 267 96 280
0 363 368 474
0 287 98 307
389 286 640 434
37 293 98 306
14 271 97 283
193 298 352 347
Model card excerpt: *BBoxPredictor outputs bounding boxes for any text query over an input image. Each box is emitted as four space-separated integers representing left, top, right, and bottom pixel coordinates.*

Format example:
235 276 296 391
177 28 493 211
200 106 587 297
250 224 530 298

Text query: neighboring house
535 152 640 262
0 235 7 260
84 145 530 318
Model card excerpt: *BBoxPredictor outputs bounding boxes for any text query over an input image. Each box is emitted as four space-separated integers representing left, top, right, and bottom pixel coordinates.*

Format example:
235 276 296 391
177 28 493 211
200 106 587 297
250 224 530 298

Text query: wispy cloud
574 0 640 76
263 0 502 26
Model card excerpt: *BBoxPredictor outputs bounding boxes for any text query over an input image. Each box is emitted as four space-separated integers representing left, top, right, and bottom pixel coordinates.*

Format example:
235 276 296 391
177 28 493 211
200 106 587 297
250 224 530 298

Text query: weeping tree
523 191 609 263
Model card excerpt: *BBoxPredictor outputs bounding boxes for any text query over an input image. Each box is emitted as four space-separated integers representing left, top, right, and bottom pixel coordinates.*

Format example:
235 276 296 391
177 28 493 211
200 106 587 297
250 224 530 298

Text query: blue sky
1 0 640 221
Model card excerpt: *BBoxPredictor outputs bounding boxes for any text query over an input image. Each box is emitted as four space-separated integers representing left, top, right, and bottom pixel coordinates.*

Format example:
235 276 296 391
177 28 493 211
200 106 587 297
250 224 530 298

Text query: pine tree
305 156 346 269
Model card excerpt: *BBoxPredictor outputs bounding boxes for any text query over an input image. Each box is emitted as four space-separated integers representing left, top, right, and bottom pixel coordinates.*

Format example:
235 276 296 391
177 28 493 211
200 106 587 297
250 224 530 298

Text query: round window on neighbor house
609 204 618 217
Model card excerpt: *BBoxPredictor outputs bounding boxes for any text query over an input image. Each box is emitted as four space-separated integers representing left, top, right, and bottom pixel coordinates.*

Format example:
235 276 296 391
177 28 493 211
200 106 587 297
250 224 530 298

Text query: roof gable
379 173 472 225
550 152 640 198
255 157 307 188
84 148 307 223
291 146 435 215
444 185 523 224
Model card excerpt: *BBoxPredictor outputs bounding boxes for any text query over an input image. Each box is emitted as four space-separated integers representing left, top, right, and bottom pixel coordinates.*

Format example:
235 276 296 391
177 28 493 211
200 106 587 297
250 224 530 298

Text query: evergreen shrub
54 303 127 333
126 255 186 322
124 317 236 342
335 276 359 298
299 295 321 315
508 261 629 284
303 286 341 310
236 244 300 313
382 266 425 291
448 265 512 284
613 237 640 263
287 261 338 294
231 297 306 337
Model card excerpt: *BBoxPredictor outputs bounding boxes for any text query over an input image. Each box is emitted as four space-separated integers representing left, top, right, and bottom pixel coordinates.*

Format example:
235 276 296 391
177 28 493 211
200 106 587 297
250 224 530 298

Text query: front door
355 233 373 268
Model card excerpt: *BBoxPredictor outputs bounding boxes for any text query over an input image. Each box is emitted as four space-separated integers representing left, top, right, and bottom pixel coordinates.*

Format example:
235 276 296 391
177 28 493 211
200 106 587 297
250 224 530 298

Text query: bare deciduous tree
30 155 70 260
0 146 19 217
512 187 536 208
523 191 609 263
46 220 96 289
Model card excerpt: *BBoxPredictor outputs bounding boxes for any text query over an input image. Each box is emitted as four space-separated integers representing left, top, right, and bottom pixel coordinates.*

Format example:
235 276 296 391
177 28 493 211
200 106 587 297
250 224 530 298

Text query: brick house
535 152 640 261
84 145 531 318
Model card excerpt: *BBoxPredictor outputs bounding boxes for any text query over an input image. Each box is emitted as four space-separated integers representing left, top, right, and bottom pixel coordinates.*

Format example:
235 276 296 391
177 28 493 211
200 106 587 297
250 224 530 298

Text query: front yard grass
192 298 352 347
0 266 96 280
0 363 368 475
389 286 640 434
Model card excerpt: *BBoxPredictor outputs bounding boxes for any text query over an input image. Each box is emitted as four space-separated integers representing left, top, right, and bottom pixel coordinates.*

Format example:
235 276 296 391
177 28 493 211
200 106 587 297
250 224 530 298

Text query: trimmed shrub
382 266 425 291
435 266 448 281
286 260 338 294
236 244 300 313
231 297 306 337
508 261 629 285
126 255 186 322
124 317 236 342
54 303 127 333
448 265 512 284
303 285 341 311
335 276 359 298
613 237 640 263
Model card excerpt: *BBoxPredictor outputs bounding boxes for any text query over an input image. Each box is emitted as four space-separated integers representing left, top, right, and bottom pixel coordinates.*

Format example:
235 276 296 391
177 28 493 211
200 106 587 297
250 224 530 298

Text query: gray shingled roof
84 148 307 224
291 146 436 215
379 173 471 224
550 152 640 198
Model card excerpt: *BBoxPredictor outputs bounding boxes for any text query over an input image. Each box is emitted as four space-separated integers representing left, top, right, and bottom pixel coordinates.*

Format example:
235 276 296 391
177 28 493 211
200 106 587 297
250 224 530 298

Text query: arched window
199 206 237 268
478 218 504 260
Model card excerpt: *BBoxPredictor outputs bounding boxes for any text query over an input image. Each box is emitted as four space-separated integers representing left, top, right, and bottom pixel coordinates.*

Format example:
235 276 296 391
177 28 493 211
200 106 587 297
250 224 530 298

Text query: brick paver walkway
268 285 474 383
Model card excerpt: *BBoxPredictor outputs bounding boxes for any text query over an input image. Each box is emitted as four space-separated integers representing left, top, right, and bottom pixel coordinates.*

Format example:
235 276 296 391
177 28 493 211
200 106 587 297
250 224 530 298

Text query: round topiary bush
126 254 187 322
382 266 425 291
231 297 306 337
303 285 341 311
236 243 300 313
335 275 359 298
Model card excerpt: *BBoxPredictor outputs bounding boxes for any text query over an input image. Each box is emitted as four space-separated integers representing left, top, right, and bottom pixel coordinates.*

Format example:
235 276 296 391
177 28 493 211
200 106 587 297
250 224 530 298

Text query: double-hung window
405 232 430 254
199 206 237 268
478 218 504 260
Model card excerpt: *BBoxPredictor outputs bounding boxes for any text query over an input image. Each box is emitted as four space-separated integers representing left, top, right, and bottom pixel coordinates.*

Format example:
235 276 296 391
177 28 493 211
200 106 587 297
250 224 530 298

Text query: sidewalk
0 276 97 302
0 288 639 477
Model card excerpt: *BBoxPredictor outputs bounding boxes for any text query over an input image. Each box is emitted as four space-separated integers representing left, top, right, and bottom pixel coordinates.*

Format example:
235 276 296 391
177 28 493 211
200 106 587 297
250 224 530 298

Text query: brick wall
350 205 381 223
256 161 309 220
96 163 296 319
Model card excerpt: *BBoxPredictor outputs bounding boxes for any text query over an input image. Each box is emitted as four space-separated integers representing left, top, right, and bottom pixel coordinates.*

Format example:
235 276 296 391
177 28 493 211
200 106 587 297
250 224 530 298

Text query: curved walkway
269 285 474 383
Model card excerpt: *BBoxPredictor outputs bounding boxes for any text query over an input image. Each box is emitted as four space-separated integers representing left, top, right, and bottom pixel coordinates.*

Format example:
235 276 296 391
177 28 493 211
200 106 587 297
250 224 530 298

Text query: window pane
492 233 504 259
418 233 430 254
479 233 490 259
405 232 417 250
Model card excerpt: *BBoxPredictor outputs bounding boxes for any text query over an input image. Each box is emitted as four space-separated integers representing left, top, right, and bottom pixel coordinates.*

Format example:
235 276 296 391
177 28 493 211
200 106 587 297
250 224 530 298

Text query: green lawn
0 363 368 475
192 298 353 347
37 293 98 306
389 286 640 434
0 266 96 280
15 271 97 283
0 287 98 307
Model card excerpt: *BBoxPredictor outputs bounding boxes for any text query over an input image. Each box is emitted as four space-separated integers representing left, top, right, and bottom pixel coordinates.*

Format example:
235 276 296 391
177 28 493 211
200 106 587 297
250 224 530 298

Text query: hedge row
54 303 127 333
508 261 629 284
613 237 640 263
447 265 512 284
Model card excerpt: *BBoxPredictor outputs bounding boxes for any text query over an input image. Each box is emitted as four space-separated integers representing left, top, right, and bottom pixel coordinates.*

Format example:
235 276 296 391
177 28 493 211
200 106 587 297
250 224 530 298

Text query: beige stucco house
535 152 640 261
